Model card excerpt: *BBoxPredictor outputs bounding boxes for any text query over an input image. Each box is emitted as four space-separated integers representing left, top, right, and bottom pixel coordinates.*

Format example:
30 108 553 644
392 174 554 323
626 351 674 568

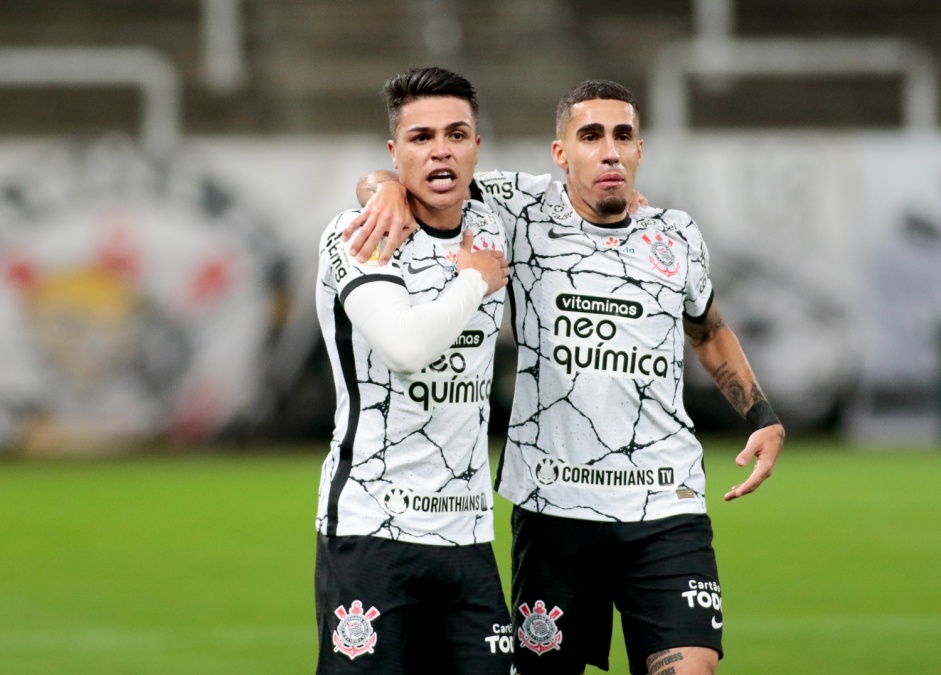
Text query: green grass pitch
2 439 940 674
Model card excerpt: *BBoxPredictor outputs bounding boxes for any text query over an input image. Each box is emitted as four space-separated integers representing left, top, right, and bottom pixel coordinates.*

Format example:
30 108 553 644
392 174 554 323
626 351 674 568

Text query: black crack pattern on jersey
480 172 711 523
316 203 506 545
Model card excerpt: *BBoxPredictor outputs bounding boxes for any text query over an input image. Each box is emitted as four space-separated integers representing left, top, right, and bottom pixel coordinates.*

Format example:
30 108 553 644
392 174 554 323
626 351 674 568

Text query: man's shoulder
474 170 556 200
463 198 503 226
633 205 698 232
319 208 364 250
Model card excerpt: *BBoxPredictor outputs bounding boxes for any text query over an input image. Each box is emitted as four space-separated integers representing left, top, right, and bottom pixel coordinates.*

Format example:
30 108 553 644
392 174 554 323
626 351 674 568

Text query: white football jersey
315 201 506 545
473 171 713 522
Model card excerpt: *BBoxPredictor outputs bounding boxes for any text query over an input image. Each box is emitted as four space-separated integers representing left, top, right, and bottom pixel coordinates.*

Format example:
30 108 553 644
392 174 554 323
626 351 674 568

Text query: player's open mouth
427 169 458 191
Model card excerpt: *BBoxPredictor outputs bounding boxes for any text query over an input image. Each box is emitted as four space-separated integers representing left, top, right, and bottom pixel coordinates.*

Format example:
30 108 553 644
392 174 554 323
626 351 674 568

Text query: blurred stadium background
0 0 940 450
2 1 941 673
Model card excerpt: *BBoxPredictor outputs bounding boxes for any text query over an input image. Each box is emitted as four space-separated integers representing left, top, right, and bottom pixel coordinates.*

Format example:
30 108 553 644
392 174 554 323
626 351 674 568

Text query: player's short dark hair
555 80 640 137
384 67 479 137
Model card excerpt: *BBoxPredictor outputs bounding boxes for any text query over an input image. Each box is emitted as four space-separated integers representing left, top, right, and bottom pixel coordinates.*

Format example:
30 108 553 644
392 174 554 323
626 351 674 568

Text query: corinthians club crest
642 231 680 277
333 600 381 660
518 600 564 655
381 486 412 515
534 457 560 486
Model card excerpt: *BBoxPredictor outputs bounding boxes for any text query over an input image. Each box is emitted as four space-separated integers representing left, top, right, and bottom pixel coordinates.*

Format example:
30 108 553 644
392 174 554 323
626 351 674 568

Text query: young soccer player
315 67 513 674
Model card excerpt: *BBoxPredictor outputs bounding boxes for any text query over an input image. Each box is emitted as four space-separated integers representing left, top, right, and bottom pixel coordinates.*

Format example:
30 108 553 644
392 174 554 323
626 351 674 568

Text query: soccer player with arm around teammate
345 78 784 675
314 67 514 675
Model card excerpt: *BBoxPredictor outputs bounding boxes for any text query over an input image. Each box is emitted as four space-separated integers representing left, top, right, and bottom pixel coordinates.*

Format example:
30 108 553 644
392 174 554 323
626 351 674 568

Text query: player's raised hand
724 424 785 501
456 230 509 296
343 180 417 264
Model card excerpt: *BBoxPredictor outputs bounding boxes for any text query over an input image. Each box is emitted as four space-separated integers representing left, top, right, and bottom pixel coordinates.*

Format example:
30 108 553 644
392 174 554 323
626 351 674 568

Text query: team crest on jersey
444 249 459 271
518 600 564 654
642 232 680 277
534 457 561 486
333 600 381 660
472 236 498 252
381 486 412 515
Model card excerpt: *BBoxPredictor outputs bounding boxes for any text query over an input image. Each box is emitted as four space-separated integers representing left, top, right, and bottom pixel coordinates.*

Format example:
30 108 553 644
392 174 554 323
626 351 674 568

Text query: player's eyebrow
613 123 635 137
576 122 605 136
405 120 473 135
576 122 635 137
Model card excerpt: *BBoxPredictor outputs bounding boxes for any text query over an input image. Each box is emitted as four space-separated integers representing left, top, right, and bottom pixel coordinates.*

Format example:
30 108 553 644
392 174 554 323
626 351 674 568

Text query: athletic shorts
510 508 723 675
315 534 514 675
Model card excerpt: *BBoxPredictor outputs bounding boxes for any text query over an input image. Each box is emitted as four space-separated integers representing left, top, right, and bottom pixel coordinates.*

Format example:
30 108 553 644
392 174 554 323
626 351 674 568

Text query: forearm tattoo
712 361 746 413
648 649 684 674
712 363 767 418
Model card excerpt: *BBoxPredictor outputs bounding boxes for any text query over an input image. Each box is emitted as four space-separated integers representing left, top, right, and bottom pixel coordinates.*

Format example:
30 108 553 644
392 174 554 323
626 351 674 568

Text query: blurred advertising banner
0 140 279 453
850 136 941 442
0 136 390 454
634 133 941 440
0 133 937 452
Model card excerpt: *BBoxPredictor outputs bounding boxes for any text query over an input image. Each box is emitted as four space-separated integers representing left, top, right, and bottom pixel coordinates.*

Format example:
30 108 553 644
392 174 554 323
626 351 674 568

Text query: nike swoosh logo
407 261 438 274
547 227 581 239
712 616 723 630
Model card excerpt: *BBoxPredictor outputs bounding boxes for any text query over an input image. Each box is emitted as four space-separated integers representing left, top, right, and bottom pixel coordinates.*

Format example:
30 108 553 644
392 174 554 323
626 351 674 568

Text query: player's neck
410 199 464 232
572 204 630 227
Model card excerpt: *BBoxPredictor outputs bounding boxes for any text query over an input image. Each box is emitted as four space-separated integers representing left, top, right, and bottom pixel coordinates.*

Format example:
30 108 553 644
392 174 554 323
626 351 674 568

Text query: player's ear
387 139 398 170
551 139 567 171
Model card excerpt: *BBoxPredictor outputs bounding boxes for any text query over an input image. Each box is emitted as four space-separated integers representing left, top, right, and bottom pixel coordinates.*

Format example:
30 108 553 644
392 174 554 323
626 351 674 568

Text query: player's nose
601 135 620 162
431 136 452 159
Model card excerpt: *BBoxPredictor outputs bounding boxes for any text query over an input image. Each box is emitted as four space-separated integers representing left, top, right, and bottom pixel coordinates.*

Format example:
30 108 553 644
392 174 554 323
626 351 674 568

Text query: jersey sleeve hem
338 274 406 304
682 289 715 324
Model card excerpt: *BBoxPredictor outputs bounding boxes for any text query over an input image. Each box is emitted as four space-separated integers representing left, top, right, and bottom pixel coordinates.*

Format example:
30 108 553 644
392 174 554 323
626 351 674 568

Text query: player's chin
416 187 462 211
595 195 628 217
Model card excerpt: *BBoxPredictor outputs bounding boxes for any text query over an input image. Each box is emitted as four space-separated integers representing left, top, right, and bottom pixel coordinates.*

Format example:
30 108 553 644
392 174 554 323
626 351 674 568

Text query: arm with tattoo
684 303 761 417
685 300 785 501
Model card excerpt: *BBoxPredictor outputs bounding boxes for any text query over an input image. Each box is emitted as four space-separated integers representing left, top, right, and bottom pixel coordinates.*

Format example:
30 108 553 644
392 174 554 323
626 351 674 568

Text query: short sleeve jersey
473 170 713 522
315 200 506 545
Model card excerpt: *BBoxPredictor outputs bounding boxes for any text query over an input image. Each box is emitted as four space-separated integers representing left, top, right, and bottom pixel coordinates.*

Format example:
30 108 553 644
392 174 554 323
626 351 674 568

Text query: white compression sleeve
342 269 488 373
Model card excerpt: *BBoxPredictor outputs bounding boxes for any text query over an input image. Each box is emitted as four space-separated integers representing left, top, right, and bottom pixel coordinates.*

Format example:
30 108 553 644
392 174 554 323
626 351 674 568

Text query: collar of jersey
416 216 463 239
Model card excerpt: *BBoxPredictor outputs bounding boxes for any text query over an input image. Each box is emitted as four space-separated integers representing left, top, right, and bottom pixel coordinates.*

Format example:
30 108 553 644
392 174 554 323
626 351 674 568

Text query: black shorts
511 508 723 675
315 534 513 675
